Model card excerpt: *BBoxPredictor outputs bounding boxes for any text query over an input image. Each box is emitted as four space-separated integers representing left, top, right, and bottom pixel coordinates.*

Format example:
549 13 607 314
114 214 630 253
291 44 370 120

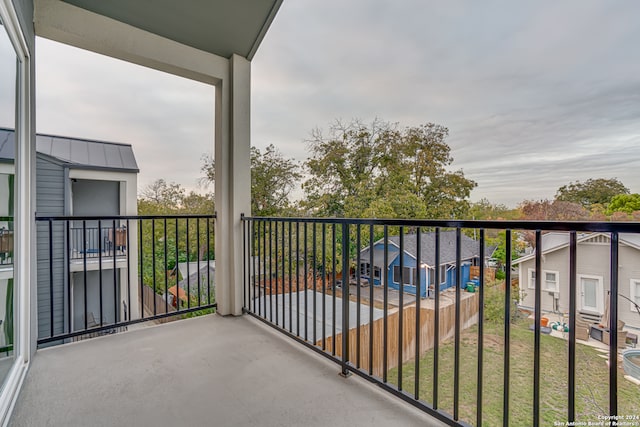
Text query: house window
631 279 640 312
440 265 447 284
393 265 414 285
544 270 559 293
360 262 370 276
528 268 536 289
373 267 381 279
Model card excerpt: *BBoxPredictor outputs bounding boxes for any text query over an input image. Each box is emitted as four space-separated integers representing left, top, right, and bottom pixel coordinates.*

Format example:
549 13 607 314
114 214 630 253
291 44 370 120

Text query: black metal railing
241 216 640 427
69 225 128 259
35 214 216 345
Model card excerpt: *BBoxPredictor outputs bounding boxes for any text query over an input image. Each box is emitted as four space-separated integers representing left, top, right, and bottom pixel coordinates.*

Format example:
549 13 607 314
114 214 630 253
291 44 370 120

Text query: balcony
11 313 444 426
21 214 640 426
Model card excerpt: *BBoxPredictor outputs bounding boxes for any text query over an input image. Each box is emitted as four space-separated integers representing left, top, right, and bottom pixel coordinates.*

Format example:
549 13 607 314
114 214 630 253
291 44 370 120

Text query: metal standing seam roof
0 128 139 172
360 231 481 268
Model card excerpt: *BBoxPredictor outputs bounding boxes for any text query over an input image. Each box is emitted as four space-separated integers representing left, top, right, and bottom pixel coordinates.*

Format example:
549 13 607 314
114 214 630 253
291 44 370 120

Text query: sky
2 1 640 207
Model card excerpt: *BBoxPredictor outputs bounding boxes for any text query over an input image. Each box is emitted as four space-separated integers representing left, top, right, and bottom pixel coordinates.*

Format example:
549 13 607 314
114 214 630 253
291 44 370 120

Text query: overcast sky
3 1 640 207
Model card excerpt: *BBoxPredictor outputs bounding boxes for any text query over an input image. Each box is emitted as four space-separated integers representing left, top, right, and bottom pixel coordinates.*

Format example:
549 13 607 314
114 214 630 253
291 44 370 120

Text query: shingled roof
360 231 480 268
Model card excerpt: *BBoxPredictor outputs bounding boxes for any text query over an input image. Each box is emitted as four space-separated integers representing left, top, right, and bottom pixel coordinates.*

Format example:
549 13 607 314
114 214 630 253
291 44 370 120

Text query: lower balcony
11 313 444 426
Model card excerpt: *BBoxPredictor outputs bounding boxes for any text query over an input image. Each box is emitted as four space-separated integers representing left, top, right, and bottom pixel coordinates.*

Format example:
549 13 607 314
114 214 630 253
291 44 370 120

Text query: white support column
215 54 251 316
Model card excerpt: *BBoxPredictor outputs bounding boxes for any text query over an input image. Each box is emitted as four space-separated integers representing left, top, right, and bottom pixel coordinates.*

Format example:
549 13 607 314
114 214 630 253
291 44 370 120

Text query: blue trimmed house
358 231 481 298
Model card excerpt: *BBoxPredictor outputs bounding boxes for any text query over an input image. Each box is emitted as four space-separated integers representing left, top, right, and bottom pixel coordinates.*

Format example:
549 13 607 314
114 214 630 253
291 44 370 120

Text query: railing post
340 221 351 378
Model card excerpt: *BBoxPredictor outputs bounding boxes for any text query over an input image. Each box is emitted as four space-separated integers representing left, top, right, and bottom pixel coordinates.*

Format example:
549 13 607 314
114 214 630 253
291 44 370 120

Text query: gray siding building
0 128 139 342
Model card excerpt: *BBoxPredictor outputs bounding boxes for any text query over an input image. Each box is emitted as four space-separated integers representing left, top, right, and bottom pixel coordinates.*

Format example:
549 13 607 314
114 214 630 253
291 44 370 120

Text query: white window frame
393 265 415 286
0 0 33 422
527 268 536 290
631 279 640 312
359 262 370 277
543 270 559 293
578 274 604 314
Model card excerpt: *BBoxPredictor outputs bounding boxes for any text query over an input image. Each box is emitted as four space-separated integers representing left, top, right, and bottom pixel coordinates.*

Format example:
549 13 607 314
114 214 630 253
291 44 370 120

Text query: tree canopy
201 144 301 217
555 178 629 207
605 193 640 215
302 119 476 218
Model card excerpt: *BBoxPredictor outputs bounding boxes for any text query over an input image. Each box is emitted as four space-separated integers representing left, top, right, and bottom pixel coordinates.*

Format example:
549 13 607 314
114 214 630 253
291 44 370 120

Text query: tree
555 178 629 207
302 119 476 218
201 144 302 217
519 199 589 221
605 193 640 215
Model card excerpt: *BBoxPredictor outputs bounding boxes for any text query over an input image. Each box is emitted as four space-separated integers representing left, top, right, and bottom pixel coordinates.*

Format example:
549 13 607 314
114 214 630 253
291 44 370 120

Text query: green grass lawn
389 319 640 426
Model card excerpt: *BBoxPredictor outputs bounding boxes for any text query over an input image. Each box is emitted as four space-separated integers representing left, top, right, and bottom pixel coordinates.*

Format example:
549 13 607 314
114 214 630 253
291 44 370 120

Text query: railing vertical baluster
252 220 256 314
383 225 389 383
186 218 190 310
304 222 308 341
175 219 179 313
332 223 337 355
369 223 374 376
207 218 212 306
398 227 404 391
113 220 117 323
197 217 201 307
152 219 156 316
568 231 577 423
275 220 279 327
322 223 326 350
98 220 104 327
433 227 440 409
503 229 512 427
534 230 542 427
289 221 293 334
281 221 286 329
263 220 267 319
312 223 317 343
66 220 72 333
477 228 485 427
164 218 169 315
48 220 54 338
341 221 350 377
126 219 131 322
269 220 273 323
296 221 300 336
415 227 421 400
139 219 144 319
356 223 361 369
454 228 461 420
609 232 619 417
83 220 88 330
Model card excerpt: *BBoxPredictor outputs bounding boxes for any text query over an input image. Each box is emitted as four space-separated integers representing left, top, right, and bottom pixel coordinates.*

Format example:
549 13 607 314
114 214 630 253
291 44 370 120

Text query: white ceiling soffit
60 0 283 60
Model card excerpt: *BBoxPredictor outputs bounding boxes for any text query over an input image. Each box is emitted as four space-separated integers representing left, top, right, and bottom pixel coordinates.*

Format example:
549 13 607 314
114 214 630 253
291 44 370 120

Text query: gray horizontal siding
36 156 66 341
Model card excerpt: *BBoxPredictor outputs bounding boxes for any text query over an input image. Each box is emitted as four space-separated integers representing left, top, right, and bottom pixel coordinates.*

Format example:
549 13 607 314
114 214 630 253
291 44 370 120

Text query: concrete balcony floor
11 314 445 427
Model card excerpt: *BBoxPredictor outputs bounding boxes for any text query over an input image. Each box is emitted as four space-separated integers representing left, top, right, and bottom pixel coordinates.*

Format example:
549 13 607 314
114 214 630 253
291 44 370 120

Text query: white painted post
215 54 251 316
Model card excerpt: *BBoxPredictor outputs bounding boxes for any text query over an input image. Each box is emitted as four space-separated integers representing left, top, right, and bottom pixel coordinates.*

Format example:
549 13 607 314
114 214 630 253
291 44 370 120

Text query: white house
514 232 640 330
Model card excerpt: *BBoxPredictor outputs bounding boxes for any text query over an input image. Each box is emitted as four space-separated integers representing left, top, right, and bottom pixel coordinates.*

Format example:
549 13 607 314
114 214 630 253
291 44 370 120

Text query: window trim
578 274 604 314
543 270 559 293
631 279 640 312
527 268 536 290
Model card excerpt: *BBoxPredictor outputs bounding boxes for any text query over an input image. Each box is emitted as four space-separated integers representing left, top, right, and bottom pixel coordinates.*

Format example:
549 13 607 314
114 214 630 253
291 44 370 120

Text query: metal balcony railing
241 216 640 427
35 214 216 345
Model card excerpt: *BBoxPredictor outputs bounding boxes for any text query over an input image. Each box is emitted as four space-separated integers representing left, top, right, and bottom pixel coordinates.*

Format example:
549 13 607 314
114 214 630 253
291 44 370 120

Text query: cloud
31 1 640 208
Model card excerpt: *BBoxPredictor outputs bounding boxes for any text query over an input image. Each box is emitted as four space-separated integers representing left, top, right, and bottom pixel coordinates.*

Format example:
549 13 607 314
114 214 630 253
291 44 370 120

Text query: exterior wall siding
35 156 66 343
518 240 640 329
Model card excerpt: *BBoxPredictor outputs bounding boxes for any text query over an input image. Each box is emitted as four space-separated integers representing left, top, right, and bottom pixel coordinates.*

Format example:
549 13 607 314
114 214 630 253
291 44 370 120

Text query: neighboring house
0 128 139 340
358 231 481 298
514 232 640 330
167 261 215 308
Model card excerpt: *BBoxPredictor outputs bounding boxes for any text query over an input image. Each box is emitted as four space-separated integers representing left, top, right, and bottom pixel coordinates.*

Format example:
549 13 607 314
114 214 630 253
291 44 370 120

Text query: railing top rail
241 215 640 233
35 214 216 221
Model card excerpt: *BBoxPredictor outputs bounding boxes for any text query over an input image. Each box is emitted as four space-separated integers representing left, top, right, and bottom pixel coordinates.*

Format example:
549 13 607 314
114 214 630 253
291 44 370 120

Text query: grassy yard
389 319 640 426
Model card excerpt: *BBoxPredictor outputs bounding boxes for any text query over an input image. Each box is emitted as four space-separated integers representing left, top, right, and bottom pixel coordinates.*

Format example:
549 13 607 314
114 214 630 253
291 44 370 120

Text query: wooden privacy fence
142 285 176 323
320 293 479 378
470 266 495 282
